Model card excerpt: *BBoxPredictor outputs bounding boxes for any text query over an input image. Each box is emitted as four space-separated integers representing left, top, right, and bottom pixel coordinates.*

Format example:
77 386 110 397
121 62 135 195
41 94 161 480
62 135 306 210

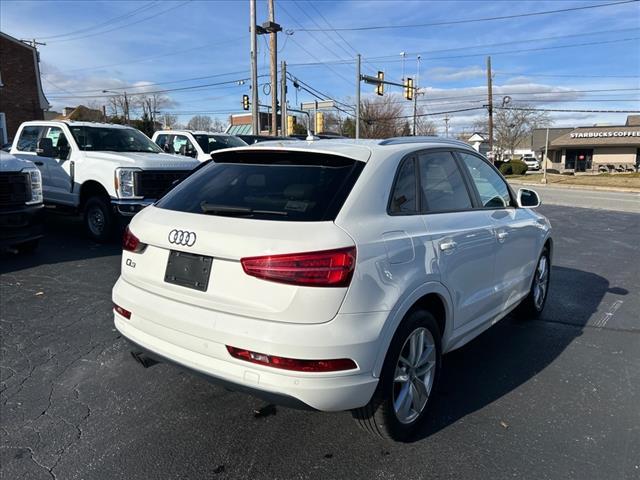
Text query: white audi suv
112 137 552 441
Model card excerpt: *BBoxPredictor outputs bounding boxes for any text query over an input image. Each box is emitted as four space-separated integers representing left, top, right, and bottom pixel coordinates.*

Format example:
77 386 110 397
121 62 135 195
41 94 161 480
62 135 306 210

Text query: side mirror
517 188 541 208
36 137 55 157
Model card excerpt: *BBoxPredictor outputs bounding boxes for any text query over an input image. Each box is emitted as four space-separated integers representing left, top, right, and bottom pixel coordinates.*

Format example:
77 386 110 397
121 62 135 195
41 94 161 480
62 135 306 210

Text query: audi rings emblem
168 229 197 247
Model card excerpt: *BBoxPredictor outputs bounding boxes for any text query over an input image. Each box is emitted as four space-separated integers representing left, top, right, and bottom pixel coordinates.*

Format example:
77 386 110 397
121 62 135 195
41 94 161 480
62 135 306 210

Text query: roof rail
379 136 472 148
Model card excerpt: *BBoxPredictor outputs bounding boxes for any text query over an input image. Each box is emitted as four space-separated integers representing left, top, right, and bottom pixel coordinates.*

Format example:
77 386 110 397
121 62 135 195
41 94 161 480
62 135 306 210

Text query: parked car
523 154 540 170
237 134 291 144
152 130 247 161
0 151 44 253
2 141 13 152
10 121 198 242
113 137 552 441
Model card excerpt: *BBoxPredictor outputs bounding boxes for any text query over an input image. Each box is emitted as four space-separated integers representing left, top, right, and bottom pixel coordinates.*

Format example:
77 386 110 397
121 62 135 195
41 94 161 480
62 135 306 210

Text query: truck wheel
16 239 39 254
84 196 115 243
352 309 442 441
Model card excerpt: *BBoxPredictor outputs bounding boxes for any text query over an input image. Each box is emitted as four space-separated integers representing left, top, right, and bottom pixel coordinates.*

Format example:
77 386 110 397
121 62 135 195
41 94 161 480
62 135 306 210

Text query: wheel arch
372 282 453 378
79 180 109 212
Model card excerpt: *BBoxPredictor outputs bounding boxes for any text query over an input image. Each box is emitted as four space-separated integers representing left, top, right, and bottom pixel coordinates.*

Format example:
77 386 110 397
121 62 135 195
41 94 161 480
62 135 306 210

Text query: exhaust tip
130 350 160 368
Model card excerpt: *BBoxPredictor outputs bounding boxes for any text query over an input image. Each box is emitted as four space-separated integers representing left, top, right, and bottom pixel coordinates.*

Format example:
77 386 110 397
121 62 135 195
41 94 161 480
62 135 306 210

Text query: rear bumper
0 203 44 248
112 277 385 411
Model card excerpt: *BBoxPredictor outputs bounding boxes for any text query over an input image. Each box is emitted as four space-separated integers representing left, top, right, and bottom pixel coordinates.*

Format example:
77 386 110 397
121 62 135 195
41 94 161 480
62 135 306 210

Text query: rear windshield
155 150 364 221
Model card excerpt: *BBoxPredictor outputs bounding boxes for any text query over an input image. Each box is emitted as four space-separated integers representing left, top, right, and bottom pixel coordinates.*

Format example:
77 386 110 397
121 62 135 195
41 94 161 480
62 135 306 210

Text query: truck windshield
69 126 162 153
193 134 247 153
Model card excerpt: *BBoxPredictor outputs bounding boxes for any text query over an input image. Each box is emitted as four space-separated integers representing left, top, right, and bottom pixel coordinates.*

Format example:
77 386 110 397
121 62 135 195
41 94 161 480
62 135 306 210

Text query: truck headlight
115 168 141 199
23 168 43 205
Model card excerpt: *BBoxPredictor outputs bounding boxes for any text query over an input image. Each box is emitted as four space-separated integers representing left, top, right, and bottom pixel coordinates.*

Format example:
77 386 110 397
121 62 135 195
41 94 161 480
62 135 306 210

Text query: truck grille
135 170 190 199
0 172 30 207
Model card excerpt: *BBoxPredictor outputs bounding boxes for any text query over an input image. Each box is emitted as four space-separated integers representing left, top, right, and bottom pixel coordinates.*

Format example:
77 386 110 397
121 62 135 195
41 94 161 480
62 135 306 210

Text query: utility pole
542 127 549 184
281 60 288 136
487 56 494 159
413 55 421 136
267 0 278 135
250 0 259 134
355 54 361 139
102 105 107 122
444 115 450 137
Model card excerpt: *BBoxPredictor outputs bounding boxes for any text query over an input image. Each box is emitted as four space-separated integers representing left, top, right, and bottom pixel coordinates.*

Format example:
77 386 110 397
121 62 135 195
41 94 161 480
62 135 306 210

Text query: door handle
34 161 44 166
497 231 509 242
439 240 457 251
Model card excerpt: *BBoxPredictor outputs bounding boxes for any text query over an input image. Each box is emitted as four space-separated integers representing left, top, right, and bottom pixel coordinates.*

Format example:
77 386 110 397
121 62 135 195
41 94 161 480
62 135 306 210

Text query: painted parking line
594 300 624 328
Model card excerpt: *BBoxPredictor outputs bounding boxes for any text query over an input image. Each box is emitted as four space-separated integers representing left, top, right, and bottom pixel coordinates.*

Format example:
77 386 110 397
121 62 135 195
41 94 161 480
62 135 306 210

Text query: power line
47 1 191 43
36 2 157 40
495 71 640 79
292 1 638 32
494 106 640 113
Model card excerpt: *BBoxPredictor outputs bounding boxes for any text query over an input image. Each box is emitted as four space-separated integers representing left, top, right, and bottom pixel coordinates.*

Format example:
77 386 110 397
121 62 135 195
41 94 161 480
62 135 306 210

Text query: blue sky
1 0 639 134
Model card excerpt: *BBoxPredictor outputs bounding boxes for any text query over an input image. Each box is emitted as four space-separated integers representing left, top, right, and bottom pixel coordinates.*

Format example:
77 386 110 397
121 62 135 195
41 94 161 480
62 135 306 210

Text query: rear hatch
121 148 365 324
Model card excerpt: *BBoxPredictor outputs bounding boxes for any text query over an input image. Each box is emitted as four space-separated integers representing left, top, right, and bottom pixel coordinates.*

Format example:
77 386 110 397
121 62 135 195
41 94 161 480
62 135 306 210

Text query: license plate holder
164 250 213 292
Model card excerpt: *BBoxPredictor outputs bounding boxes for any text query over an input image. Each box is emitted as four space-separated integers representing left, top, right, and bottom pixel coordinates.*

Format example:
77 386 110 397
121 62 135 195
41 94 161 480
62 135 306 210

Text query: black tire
15 239 39 254
516 246 551 319
83 195 115 243
352 309 442 441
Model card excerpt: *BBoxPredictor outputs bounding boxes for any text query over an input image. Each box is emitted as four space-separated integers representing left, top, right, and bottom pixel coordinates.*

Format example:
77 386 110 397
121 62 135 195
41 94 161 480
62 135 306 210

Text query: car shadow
410 265 626 442
0 212 121 275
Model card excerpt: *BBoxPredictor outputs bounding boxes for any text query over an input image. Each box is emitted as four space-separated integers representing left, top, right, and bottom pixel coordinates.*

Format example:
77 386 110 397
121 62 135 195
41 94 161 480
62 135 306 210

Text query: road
1 206 639 480
508 182 640 213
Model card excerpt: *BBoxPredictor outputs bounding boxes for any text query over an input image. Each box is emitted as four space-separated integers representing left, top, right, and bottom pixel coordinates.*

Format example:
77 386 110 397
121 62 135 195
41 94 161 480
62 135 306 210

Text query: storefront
534 116 640 173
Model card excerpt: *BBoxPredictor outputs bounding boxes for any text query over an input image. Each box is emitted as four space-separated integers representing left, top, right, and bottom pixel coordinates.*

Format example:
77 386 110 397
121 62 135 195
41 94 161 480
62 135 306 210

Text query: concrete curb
507 180 640 194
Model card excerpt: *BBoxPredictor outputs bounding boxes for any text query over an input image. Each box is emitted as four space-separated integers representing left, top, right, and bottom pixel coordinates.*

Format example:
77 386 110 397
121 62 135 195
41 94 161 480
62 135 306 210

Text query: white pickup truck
151 130 246 162
10 121 198 241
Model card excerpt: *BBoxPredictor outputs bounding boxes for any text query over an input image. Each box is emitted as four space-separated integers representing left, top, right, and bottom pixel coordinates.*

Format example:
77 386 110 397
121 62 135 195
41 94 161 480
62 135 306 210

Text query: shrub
499 160 528 176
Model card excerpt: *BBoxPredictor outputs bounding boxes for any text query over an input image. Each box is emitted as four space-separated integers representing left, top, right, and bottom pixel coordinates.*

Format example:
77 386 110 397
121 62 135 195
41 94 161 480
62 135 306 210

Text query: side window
155 134 168 150
173 135 195 156
44 127 71 159
418 151 472 212
389 158 417 214
458 152 512 208
17 126 43 152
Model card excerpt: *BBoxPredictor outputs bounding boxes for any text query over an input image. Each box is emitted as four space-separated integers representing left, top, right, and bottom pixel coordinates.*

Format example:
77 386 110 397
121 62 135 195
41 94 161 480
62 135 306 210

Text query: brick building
0 31 50 143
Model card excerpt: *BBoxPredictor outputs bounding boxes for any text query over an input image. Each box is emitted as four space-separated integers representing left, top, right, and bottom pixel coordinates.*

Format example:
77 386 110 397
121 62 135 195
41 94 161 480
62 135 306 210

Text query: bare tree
414 107 437 136
186 115 213 131
160 114 179 129
210 117 227 132
360 96 406 138
476 105 551 156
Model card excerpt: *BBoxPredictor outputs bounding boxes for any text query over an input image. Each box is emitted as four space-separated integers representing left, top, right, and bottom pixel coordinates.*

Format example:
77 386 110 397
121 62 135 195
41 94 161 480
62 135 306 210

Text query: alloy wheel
392 327 437 424
533 255 549 310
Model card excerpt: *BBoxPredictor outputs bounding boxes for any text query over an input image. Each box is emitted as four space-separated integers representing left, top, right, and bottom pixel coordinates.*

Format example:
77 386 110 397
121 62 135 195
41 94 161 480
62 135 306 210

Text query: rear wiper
200 202 288 216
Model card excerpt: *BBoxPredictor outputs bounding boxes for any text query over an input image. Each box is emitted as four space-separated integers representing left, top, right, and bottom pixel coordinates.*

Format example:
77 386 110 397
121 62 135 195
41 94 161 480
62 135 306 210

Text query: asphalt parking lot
1 205 639 480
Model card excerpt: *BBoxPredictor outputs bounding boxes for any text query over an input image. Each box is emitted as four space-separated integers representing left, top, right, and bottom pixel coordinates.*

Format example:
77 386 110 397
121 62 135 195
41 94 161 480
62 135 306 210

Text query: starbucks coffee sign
570 131 640 138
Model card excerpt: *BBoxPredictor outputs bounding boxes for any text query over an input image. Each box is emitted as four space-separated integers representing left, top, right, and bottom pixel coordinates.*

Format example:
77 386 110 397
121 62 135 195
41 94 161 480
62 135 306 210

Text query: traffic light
376 71 384 96
242 94 250 111
404 77 414 100
315 112 324 134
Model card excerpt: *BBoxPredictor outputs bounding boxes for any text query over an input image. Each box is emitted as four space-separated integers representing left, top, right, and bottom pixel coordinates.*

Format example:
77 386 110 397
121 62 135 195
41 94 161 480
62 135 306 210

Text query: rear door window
17 126 43 152
418 151 472 212
156 150 364 221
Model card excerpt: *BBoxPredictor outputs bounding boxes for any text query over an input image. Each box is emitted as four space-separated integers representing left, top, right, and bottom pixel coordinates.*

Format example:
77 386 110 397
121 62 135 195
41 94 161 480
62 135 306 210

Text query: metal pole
281 60 288 137
268 0 278 135
487 56 494 159
124 91 129 124
413 56 421 136
250 0 259 134
355 54 361 139
542 127 549 184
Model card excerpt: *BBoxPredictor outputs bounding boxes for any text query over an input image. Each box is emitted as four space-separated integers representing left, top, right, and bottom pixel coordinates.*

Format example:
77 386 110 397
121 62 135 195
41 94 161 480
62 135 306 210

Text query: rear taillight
240 246 356 287
226 346 357 372
113 303 131 319
122 226 147 253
